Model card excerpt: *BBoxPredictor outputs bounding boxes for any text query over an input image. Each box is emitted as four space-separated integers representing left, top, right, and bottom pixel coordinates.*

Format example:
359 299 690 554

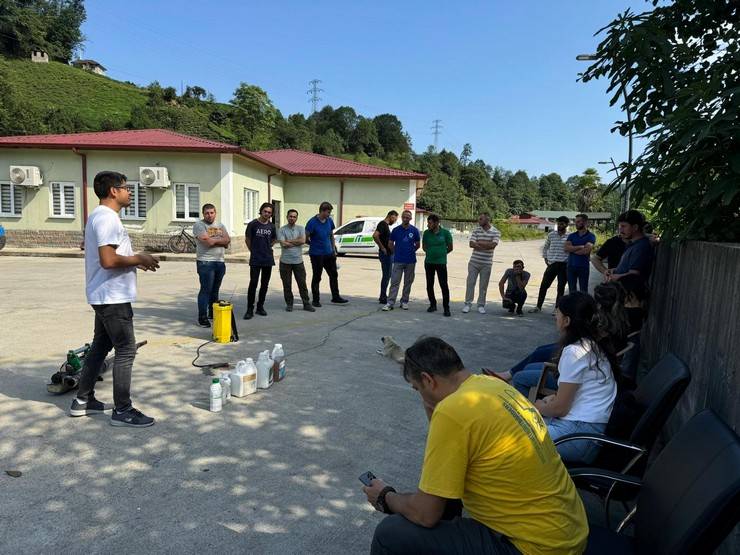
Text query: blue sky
82 0 649 179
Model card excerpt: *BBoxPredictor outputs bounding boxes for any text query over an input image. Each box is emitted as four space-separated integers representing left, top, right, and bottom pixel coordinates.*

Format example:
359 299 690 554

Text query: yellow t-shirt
419 375 588 555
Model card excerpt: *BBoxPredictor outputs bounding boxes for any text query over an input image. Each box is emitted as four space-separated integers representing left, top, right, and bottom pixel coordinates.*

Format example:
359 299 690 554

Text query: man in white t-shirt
70 171 160 428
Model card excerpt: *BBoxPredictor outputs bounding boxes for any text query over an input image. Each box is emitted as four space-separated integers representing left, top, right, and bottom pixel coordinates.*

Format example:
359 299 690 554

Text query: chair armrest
616 342 635 358
627 330 641 339
568 467 643 489
553 433 645 454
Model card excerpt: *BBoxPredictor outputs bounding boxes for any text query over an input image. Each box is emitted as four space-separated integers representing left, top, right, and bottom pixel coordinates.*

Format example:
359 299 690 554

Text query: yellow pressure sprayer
213 300 239 343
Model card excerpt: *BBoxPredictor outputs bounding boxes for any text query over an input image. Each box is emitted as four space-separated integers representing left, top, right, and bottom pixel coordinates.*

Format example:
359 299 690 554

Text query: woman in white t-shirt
534 292 619 463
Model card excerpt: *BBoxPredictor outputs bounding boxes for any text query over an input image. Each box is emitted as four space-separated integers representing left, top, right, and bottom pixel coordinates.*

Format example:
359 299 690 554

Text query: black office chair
573 409 740 554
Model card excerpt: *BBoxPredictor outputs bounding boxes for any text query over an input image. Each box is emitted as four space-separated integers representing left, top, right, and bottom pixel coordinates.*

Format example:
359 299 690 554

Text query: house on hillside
30 50 49 63
0 129 426 250
508 214 551 231
71 59 106 75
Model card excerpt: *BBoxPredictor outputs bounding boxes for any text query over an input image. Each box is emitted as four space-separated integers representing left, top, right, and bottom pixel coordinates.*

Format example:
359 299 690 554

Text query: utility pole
431 119 443 151
307 79 324 114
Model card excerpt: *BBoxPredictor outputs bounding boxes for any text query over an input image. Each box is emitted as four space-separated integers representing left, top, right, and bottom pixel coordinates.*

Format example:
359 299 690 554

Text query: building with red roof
0 129 426 249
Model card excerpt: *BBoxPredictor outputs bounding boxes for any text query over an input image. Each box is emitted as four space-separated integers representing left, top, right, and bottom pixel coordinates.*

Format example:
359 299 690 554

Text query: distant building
71 59 106 75
30 50 49 63
529 210 612 227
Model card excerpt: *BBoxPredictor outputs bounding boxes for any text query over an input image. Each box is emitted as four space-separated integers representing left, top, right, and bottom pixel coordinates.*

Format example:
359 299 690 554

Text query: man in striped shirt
529 216 569 313
463 213 501 314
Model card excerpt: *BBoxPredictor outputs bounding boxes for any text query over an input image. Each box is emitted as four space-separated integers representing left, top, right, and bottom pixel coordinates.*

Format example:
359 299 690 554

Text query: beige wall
283 177 341 228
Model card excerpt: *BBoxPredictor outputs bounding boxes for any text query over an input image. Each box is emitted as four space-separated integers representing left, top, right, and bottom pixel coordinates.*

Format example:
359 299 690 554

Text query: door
272 200 281 227
334 220 364 253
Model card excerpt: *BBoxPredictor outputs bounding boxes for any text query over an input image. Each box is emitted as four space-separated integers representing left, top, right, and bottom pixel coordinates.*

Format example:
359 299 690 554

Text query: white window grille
50 182 76 217
174 183 200 220
0 182 24 216
121 182 147 219
244 188 259 222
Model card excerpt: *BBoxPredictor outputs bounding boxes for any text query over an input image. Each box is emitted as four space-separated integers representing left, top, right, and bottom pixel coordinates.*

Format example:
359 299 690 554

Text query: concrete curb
0 249 251 263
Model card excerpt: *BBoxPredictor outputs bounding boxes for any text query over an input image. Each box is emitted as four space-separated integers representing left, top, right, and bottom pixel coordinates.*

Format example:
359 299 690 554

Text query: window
0 183 24 216
121 182 147 219
50 182 75 217
174 183 200 220
244 188 259 222
337 220 364 235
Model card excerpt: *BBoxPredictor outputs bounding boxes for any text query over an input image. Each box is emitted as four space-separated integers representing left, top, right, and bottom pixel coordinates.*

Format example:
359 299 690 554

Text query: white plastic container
220 372 231 404
271 343 286 382
210 378 222 412
256 350 273 389
231 358 257 397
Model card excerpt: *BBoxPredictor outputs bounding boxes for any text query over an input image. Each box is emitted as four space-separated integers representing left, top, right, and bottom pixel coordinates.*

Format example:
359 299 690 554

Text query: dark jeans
507 289 527 313
76 303 136 411
310 254 340 301
196 260 226 319
371 514 520 555
567 265 590 293
279 262 310 306
378 251 393 302
536 261 567 309
425 262 450 309
247 265 273 310
509 343 558 397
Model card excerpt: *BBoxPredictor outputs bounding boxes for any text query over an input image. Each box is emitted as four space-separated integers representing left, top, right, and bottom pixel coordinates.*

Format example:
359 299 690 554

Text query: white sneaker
477 306 486 314
462 304 471 314
401 303 409 310
382 304 393 311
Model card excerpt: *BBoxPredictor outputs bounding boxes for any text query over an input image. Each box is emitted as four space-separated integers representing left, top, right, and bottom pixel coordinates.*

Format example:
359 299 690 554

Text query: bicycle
0 224 5 250
168 225 197 253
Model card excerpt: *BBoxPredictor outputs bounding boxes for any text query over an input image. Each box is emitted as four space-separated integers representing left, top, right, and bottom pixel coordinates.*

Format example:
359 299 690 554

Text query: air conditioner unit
139 166 170 188
9 165 43 187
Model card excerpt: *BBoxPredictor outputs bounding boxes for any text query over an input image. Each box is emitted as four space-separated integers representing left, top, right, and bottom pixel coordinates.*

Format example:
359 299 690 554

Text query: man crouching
362 337 588 555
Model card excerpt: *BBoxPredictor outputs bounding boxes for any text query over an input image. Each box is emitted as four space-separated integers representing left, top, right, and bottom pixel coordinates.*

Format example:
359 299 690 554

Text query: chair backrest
630 353 691 448
635 409 740 554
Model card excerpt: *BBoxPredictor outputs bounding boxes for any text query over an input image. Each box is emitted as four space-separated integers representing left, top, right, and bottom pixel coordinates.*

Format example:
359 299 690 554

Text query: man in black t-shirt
244 202 277 319
591 235 626 280
372 210 399 304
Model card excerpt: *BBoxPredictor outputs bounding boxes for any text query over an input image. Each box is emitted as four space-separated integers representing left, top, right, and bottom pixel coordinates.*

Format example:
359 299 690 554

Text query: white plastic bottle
243 358 258 395
220 372 231 404
256 350 273 389
271 343 286 382
210 378 222 412
231 359 256 398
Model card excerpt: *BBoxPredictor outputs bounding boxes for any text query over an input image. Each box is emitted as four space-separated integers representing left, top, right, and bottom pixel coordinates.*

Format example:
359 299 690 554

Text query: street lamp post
577 54 632 211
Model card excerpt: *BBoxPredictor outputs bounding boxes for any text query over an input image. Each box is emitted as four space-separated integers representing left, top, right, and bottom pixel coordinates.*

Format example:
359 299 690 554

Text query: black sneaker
256 307 268 316
443 308 451 317
285 305 293 312
312 300 321 308
111 407 155 428
427 305 437 313
197 318 210 327
69 398 113 417
331 297 349 304
379 298 387 304
303 304 316 312
243 310 254 320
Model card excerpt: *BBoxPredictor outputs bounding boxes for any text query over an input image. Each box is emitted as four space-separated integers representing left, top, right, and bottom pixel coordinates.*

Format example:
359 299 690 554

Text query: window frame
49 181 76 219
120 181 147 220
173 183 201 222
0 181 24 217
243 187 259 224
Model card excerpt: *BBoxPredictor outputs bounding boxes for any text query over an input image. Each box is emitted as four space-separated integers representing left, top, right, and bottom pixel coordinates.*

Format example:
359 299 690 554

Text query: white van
334 217 398 256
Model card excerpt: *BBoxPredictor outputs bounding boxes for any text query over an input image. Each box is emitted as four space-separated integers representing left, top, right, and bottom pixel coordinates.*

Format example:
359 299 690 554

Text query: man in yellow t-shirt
362 337 588 555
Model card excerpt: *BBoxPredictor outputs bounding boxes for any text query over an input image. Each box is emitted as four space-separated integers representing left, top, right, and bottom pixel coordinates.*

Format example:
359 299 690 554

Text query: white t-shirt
557 340 617 424
85 205 137 305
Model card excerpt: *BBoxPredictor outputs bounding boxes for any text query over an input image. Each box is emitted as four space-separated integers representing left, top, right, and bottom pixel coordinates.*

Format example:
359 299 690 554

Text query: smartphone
358 471 377 487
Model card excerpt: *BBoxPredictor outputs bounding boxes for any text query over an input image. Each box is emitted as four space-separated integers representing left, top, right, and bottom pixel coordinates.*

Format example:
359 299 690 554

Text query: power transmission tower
307 79 324 114
431 119 443 151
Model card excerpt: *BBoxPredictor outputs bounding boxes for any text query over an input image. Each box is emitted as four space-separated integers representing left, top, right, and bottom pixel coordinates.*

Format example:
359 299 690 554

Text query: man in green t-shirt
422 214 453 317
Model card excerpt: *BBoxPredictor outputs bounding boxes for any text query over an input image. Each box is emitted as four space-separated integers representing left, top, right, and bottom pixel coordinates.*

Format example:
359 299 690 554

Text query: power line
431 119 443 151
307 79 324 114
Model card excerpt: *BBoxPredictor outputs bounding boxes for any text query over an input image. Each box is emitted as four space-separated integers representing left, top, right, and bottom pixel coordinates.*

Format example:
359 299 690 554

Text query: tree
230 82 279 150
572 168 603 212
538 172 572 210
460 143 473 166
348 117 382 156
580 0 739 241
312 128 344 156
418 171 468 218
373 114 411 154
505 170 539 214
183 85 207 101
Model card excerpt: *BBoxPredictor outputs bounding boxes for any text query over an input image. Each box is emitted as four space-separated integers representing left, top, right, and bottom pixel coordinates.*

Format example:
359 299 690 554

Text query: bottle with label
220 372 231 404
256 350 273 389
230 359 257 397
210 378 222 412
271 343 286 382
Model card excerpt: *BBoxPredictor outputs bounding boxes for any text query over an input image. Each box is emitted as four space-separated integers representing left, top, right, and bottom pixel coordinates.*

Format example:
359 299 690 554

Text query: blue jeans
512 363 559 397
196 260 226 319
510 343 557 375
567 265 590 293
545 418 607 463
378 251 393 302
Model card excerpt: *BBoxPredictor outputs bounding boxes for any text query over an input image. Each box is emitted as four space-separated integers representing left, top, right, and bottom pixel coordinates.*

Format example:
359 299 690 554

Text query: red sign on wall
403 203 415 211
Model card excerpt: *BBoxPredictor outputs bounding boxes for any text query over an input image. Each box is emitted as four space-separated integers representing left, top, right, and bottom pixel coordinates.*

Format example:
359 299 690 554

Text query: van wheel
336 252 346 257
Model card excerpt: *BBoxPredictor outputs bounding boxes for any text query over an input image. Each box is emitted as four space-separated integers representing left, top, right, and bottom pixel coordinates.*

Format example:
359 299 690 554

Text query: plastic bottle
220 372 231 404
210 378 222 412
230 359 257 397
256 350 273 389
271 343 286 382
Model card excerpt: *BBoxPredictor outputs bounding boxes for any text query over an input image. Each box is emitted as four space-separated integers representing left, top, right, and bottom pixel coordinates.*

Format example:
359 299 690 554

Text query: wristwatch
376 486 397 515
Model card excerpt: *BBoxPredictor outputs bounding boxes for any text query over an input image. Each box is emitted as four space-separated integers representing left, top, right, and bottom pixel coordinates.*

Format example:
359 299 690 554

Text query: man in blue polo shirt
607 210 654 285
305 201 348 307
564 213 596 293
382 210 421 311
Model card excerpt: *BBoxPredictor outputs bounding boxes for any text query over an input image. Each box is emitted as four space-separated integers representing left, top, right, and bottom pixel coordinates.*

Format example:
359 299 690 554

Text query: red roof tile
0 129 241 153
243 149 426 179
